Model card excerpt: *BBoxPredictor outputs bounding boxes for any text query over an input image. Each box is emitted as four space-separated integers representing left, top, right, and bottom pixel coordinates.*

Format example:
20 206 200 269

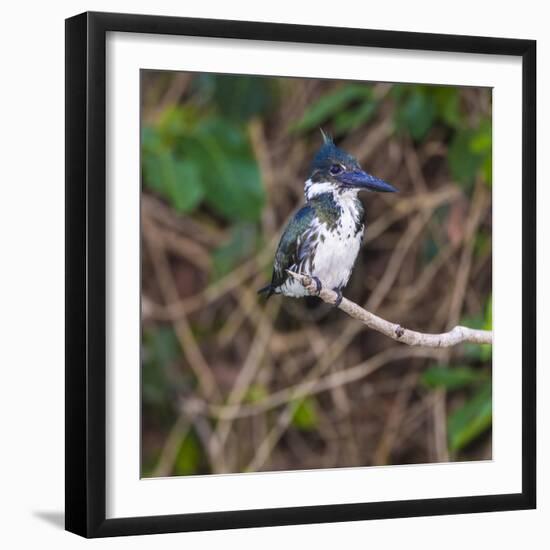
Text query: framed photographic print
65 11 536 537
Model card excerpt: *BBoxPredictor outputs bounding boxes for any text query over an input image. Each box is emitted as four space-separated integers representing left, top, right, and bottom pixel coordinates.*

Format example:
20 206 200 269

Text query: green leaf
471 119 492 186
395 88 437 141
142 150 204 213
244 384 268 404
142 107 265 223
474 230 491 259
291 84 373 132
448 383 492 452
390 86 407 101
144 327 179 369
479 344 492 363
333 99 378 134
142 127 166 194
433 87 461 128
462 342 490 363
142 328 179 406
421 365 488 390
448 129 483 188
481 154 492 187
210 75 278 122
194 119 265 222
142 126 163 154
174 433 202 476
291 397 319 431
157 105 198 144
448 118 492 189
470 120 492 153
142 154 163 193
168 161 204 213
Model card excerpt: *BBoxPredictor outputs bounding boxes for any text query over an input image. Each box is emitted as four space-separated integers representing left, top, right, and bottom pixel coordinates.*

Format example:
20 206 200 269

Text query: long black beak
337 170 398 193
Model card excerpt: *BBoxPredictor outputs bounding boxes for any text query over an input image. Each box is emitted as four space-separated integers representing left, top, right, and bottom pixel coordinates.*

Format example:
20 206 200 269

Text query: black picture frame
65 11 536 538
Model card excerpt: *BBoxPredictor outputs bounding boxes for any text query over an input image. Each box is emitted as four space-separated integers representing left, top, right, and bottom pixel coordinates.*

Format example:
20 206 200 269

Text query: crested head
309 131 360 181
304 130 398 201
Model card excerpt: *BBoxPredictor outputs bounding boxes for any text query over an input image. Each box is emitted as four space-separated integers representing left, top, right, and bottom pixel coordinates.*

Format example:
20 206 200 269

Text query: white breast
279 193 364 298
312 198 363 290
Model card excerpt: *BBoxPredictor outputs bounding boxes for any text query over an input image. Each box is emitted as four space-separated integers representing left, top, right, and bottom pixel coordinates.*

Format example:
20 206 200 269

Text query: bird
258 131 397 306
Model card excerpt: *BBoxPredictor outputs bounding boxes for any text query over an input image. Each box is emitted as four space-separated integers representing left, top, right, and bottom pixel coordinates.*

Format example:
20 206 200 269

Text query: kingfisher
259 131 397 306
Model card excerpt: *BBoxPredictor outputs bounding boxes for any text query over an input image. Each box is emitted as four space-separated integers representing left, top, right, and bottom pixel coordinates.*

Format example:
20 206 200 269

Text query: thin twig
285 271 492 347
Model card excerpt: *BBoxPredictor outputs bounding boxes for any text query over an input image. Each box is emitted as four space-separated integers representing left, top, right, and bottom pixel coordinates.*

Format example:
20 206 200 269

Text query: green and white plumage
259 132 396 300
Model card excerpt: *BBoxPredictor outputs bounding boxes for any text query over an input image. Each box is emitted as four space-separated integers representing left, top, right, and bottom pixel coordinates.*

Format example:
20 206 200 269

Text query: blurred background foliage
141 71 492 477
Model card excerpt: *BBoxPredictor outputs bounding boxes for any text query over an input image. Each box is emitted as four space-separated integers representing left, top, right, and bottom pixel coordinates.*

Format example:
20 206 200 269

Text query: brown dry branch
143 219 220 401
210 298 280 472
244 346 441 471
285 271 492 347
205 347 442 421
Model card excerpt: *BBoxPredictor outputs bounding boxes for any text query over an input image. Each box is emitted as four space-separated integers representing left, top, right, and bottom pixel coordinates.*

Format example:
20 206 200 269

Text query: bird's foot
332 288 343 307
305 276 322 296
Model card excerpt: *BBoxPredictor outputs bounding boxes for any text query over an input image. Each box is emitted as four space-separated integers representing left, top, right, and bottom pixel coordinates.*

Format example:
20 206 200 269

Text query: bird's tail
257 284 274 299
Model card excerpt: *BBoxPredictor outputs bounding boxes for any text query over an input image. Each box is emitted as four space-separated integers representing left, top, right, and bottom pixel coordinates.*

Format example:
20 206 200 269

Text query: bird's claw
306 276 322 296
332 288 343 307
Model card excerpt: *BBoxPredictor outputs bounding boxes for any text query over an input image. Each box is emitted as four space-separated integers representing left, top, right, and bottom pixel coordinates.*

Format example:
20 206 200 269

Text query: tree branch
286 271 492 347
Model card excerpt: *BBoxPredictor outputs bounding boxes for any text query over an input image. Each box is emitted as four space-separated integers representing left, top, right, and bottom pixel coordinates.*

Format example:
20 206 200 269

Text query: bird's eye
330 164 343 175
